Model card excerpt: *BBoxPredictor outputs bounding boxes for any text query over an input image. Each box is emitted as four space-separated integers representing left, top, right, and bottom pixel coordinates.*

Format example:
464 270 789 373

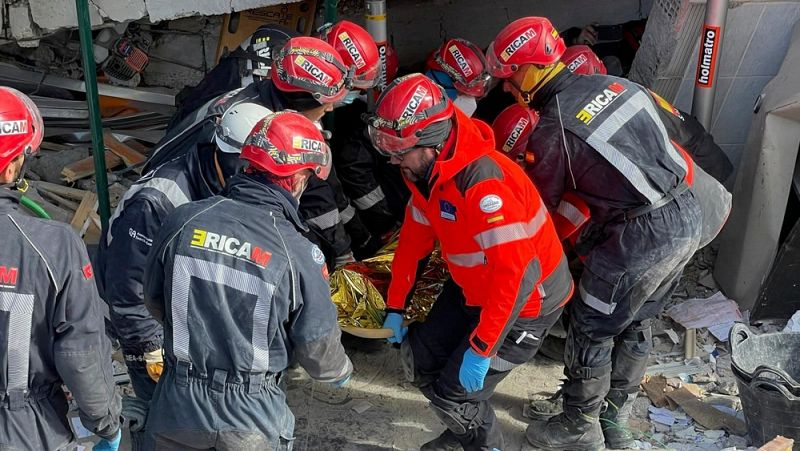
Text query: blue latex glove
331 374 351 388
93 428 122 451
383 312 408 344
459 348 491 392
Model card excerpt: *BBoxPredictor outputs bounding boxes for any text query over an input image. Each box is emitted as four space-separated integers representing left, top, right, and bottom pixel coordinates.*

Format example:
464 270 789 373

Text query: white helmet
214 102 273 154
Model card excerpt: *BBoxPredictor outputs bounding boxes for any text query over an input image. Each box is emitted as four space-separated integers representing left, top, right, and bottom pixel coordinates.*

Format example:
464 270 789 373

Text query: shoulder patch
82 263 94 280
479 195 503 213
311 245 325 265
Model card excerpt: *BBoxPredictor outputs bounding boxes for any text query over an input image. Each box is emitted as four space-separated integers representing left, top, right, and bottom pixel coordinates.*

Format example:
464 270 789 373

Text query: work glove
330 374 351 388
143 349 163 382
93 428 122 451
122 395 149 433
383 312 408 344
459 348 491 392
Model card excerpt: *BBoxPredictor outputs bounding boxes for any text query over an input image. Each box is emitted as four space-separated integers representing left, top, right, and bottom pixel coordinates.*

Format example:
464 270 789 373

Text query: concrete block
738 2 800 77
710 76 771 145
93 0 147 22
141 60 203 90
231 0 288 12
717 3 763 78
145 0 229 22
29 0 103 32
9 4 38 41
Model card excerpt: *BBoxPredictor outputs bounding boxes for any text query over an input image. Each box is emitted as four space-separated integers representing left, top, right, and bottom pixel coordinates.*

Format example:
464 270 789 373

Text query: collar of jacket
224 172 308 232
184 144 222 198
0 188 21 212
529 68 580 110
428 108 495 189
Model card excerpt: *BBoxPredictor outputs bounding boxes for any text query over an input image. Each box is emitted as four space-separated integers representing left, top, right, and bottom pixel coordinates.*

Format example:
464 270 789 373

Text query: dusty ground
285 336 565 451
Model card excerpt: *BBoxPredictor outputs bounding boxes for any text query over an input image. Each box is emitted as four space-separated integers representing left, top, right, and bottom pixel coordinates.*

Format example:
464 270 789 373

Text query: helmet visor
485 42 516 78
367 125 420 156
457 72 493 98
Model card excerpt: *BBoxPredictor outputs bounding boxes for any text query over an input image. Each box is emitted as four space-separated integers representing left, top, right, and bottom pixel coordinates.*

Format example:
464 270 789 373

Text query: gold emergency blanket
330 238 448 329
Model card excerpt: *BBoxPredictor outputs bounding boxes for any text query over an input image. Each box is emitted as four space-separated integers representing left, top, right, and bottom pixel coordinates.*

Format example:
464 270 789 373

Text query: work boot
526 412 605 451
420 429 462 451
600 390 638 449
528 388 564 420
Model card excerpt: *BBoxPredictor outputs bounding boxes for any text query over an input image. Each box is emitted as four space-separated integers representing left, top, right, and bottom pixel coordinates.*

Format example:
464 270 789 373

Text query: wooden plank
32 181 88 201
61 151 123 182
104 132 147 167
665 387 747 435
758 436 794 451
39 190 80 211
70 192 98 234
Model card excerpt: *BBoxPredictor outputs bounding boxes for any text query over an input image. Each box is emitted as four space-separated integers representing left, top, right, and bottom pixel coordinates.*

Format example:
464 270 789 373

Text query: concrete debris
783 310 800 332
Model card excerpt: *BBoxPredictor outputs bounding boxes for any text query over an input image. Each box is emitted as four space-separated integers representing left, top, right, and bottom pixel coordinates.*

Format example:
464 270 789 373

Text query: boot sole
526 437 606 451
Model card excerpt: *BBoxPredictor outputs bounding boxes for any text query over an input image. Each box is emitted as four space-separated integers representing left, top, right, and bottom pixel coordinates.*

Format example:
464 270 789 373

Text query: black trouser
562 192 702 417
405 279 563 451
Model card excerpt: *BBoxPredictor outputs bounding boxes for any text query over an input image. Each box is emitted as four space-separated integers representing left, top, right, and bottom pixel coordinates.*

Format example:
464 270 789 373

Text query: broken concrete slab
9 4 37 41
29 0 103 33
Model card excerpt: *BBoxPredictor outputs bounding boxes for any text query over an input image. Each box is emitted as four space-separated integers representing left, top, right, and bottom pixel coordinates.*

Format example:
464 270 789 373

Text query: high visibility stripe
587 91 664 204
305 209 340 230
579 280 617 315
409 204 430 226
107 177 191 245
340 204 356 224
490 355 520 371
473 206 548 250
557 199 587 228
0 292 34 391
171 255 275 372
353 186 386 210
447 251 485 267
641 95 689 177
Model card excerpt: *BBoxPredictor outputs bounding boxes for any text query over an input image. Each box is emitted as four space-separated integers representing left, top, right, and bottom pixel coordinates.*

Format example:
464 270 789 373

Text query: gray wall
672 1 800 174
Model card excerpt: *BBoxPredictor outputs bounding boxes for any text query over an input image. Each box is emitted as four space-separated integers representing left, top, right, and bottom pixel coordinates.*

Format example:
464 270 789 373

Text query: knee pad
619 320 652 359
429 400 486 435
564 326 613 380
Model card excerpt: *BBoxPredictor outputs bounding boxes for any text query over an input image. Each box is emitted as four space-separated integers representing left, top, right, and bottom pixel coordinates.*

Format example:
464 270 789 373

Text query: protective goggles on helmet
485 42 518 78
433 53 492 98
247 131 333 180
273 46 354 103
364 97 451 156
351 64 380 90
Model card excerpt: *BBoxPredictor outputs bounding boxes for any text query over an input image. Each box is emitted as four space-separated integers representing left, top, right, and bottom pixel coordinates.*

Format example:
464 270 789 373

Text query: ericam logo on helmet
0 120 28 135
567 54 588 73
502 117 530 153
293 136 325 153
400 85 428 123
501 28 537 62
338 32 366 69
449 45 473 78
295 55 333 85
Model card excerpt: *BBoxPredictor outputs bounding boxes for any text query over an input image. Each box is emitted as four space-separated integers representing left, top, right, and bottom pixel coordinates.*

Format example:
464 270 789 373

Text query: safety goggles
433 53 493 98
351 64 380 90
367 125 422 157
485 42 518 78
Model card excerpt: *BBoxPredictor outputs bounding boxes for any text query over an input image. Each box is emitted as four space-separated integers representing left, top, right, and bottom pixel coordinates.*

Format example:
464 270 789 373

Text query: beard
401 151 435 183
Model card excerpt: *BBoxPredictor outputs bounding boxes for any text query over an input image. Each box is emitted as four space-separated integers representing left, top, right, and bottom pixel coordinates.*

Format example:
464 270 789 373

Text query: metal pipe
365 0 388 110
75 0 111 230
691 0 729 129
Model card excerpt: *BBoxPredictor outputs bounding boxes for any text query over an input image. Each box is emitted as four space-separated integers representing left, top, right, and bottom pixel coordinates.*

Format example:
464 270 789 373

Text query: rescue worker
95 100 271 448
145 36 367 267
425 38 492 117
371 74 574 450
0 87 122 450
143 111 352 449
171 24 299 127
561 45 733 184
487 17 704 450
329 41 408 243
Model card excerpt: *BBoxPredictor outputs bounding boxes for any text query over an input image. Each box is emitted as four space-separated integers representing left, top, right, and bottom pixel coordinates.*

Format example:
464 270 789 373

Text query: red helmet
271 37 351 104
0 87 43 172
384 44 399 84
561 45 607 75
427 38 492 98
491 104 539 162
240 111 332 180
366 73 454 156
318 20 380 90
486 17 566 78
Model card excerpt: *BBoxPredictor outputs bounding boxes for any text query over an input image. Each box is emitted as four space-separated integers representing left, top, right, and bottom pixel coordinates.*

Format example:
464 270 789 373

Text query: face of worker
290 171 311 201
301 103 335 122
0 155 24 184
390 147 437 183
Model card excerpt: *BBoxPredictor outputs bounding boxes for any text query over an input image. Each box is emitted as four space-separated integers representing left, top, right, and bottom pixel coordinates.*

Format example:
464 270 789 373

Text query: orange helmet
366 73 454 156
0 87 43 172
427 38 492 98
240 111 332 180
271 37 351 104
318 20 380 90
491 104 539 163
561 45 607 75
486 17 566 78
